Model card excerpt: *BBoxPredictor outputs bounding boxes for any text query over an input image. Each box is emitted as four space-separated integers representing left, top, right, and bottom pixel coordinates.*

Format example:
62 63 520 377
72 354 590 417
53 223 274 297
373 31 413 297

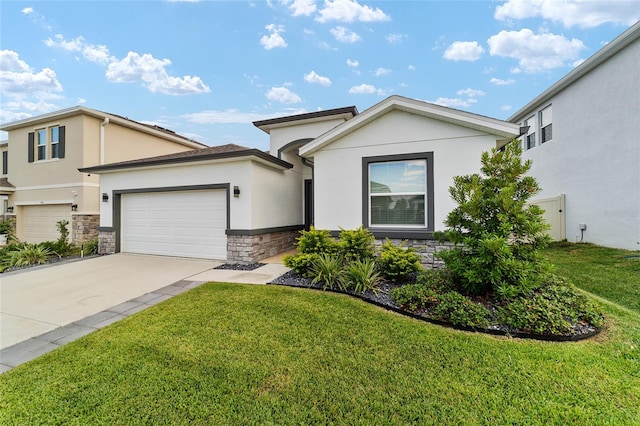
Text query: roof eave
253 106 358 134
78 149 293 174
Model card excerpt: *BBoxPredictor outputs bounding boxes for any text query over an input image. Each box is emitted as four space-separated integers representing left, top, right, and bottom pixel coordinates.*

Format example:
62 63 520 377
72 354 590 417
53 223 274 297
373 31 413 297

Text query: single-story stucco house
80 95 521 263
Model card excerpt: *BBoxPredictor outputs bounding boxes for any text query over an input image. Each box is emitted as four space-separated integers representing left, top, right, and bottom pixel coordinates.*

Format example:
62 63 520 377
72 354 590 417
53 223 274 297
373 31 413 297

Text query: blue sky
1 0 638 150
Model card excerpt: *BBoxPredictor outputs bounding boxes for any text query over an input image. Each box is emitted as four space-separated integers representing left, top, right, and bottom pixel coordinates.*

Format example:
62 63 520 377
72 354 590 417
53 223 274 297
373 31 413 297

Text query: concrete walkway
0 253 290 373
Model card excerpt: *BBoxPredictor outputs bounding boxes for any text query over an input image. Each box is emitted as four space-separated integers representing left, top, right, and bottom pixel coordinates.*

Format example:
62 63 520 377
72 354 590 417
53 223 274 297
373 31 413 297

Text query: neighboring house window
2 151 7 175
524 115 536 150
51 126 60 158
27 126 65 163
540 105 552 143
363 152 434 233
37 129 46 160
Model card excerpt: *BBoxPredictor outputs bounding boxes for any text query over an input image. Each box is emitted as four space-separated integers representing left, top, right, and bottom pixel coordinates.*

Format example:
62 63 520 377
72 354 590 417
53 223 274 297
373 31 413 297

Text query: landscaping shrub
0 218 16 243
338 226 376 262
83 238 99 255
296 226 339 255
429 291 491 329
283 253 320 277
436 140 551 296
497 281 605 335
416 268 455 293
390 283 439 312
2 243 53 269
311 253 345 290
377 239 422 281
344 258 382 294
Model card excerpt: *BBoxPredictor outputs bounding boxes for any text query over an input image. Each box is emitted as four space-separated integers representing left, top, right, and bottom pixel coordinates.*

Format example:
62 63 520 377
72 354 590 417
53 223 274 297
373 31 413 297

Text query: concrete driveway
0 254 219 350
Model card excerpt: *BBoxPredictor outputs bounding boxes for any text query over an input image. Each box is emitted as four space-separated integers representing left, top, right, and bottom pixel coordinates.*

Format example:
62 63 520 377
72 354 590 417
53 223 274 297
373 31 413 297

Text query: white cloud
181 108 307 124
21 6 51 30
330 26 361 43
260 24 288 50
443 41 485 61
45 34 113 65
316 0 390 23
386 33 407 44
282 0 317 16
21 7 34 14
408 64 416 71
431 97 478 108
266 86 302 103
0 50 63 96
488 28 586 73
495 0 640 28
348 83 387 95
374 67 391 76
457 88 485 97
346 58 359 67
106 52 210 95
490 77 515 85
0 50 64 124
501 104 512 111
304 70 332 86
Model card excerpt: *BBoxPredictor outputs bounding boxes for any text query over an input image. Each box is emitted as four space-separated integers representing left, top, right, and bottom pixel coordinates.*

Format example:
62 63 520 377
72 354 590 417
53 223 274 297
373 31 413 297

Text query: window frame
523 114 536 150
540 105 552 144
362 152 434 239
50 126 60 159
36 128 47 161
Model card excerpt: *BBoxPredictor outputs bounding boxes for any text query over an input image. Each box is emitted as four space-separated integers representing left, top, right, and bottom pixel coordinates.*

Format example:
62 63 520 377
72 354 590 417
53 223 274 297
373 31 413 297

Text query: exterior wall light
102 193 109 202
6 206 13 213
71 204 78 211
233 186 240 198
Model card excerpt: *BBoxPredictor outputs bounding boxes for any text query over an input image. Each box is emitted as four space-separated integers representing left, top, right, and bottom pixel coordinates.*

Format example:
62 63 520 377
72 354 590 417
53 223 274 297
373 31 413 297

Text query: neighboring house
0 107 206 244
510 21 640 251
81 96 520 263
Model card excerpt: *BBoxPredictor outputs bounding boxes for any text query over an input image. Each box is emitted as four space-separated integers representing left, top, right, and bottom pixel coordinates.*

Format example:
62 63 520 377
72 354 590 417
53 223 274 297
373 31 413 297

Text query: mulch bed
269 270 602 342
214 263 265 271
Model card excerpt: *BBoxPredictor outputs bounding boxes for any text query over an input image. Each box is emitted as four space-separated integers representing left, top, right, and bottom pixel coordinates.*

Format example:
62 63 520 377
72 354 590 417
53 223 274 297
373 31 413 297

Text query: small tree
437 140 550 296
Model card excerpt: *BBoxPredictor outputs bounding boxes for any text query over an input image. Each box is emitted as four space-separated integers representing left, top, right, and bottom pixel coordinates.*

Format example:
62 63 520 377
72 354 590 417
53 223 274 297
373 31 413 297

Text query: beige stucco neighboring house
0 106 206 244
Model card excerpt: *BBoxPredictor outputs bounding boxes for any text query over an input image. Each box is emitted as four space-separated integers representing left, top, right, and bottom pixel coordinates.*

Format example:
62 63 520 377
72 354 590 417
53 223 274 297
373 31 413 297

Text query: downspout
100 117 109 165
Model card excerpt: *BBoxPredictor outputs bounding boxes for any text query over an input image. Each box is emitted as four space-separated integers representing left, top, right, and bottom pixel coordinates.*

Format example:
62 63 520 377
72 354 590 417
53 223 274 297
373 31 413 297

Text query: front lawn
1 256 639 424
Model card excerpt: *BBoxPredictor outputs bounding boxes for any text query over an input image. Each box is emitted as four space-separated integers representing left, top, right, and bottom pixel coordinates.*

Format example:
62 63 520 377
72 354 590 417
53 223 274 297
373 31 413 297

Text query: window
37 129 46 160
363 152 434 234
28 125 65 163
51 126 60 158
540 105 552 143
524 115 536 150
2 151 7 175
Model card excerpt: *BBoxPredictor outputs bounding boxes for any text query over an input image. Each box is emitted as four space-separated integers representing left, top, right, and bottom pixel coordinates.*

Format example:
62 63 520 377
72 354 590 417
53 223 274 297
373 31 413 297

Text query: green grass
1 245 639 424
545 242 640 313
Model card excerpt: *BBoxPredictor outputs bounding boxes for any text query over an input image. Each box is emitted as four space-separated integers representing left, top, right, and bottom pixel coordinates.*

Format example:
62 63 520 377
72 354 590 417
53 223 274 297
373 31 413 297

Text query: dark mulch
2 254 98 274
215 263 265 271
269 270 602 342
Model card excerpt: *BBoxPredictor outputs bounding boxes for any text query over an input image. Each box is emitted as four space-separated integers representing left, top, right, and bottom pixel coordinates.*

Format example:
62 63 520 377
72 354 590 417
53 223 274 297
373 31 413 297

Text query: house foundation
227 229 300 264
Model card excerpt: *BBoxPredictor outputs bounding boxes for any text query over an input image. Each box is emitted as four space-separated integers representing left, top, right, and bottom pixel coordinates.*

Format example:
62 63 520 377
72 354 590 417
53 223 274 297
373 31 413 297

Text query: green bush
311 253 345 290
2 243 53 269
0 219 16 243
84 238 99 255
338 226 376 262
296 227 339 255
416 268 455 293
437 140 551 295
390 283 439 312
344 258 383 294
497 281 604 335
283 253 320 277
377 239 422 282
430 291 491 329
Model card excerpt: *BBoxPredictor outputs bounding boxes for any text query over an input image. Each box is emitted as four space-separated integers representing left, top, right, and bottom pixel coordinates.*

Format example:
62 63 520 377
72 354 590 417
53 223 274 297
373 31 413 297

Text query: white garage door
22 204 72 243
121 190 227 260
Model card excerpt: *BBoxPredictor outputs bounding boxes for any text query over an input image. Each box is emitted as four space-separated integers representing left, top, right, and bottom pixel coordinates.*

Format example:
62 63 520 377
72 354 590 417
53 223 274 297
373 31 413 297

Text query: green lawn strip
544 243 640 313
1 283 639 425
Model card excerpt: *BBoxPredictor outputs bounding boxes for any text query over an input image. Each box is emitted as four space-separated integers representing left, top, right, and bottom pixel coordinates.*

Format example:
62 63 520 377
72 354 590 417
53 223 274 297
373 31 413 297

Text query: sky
1 0 638 151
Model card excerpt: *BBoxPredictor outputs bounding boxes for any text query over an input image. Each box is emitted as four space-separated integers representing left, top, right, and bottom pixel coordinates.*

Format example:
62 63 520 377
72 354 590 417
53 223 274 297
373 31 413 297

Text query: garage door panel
121 190 227 260
22 205 72 243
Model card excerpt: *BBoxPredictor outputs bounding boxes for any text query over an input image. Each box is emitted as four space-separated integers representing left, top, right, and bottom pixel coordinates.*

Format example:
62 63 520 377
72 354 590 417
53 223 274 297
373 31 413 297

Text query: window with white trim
523 114 536 150
51 126 60 158
540 105 552 143
37 129 46 160
363 152 434 234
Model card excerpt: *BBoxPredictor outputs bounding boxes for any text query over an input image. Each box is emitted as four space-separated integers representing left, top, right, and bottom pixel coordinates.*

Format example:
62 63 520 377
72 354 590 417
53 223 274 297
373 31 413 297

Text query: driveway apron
0 254 219 350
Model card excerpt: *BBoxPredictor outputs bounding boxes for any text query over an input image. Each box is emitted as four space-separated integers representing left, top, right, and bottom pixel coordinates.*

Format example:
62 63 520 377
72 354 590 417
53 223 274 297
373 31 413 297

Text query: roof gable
298 95 520 156
253 106 358 134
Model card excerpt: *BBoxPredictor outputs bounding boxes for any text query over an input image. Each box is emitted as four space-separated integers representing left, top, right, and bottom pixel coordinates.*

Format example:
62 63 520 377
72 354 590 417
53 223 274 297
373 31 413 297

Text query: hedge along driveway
1 282 639 425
